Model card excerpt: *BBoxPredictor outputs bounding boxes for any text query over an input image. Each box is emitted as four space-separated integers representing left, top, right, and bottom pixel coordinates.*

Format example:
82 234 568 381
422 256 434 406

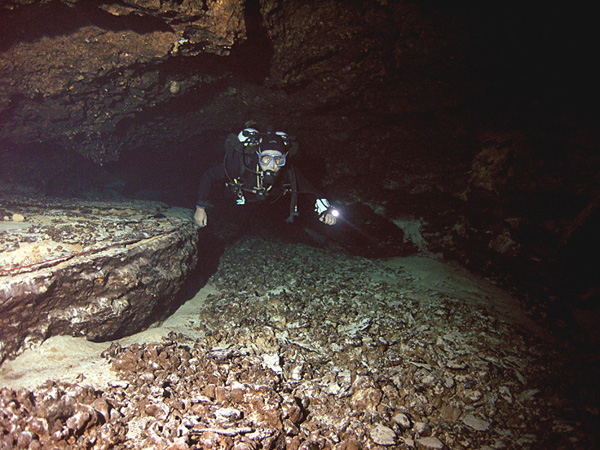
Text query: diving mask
258 152 286 167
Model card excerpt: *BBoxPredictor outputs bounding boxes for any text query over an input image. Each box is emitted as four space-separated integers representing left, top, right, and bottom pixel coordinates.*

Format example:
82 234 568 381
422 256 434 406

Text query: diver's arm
196 165 227 208
293 169 323 198
320 210 337 225
292 168 337 226
195 165 227 227
194 207 208 227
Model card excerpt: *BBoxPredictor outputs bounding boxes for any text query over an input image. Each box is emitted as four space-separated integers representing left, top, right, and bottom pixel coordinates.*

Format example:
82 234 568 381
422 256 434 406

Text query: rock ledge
0 195 199 363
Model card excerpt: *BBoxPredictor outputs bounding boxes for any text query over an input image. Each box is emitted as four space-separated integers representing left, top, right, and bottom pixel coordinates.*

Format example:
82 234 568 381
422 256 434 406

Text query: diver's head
257 133 287 173
259 149 283 187
258 150 286 173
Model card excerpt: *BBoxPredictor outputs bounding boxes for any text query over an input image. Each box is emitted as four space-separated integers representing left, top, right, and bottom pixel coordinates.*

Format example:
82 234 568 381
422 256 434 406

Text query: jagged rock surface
0 238 596 448
0 0 245 163
1 0 598 363
0 195 199 363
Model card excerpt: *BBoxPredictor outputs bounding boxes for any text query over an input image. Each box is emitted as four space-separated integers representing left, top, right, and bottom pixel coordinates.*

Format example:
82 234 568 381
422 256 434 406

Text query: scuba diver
194 127 338 228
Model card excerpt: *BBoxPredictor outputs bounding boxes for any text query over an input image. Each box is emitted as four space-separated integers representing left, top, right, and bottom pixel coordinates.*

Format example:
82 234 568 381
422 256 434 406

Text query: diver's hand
320 212 337 226
194 207 208 227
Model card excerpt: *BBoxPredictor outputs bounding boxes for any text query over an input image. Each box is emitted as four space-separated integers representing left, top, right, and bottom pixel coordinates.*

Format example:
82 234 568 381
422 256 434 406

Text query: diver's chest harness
228 170 275 205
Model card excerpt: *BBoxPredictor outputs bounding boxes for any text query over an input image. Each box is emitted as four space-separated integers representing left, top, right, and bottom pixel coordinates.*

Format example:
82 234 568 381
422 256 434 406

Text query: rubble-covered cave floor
0 237 597 449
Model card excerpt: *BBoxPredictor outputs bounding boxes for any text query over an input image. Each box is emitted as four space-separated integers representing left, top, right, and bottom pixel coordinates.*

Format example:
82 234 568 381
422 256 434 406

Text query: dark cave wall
1 0 474 203
0 0 246 163
1 0 473 164
1 0 599 335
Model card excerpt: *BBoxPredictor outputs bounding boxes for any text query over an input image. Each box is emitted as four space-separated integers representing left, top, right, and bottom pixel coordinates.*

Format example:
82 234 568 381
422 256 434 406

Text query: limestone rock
461 414 490 431
439 404 461 422
0 196 199 363
392 412 411 429
0 237 595 449
417 436 444 449
369 424 396 446
0 0 246 163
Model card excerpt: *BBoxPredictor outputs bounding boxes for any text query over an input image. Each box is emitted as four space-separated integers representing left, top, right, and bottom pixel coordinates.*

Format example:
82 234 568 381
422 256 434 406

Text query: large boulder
0 195 199 363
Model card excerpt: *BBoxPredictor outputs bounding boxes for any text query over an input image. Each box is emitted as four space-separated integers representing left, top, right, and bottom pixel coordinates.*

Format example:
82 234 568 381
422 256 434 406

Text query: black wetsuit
196 133 324 221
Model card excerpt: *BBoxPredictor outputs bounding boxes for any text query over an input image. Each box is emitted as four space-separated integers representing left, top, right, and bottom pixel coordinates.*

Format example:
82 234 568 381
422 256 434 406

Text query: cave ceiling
0 0 248 162
0 0 474 164
1 0 599 321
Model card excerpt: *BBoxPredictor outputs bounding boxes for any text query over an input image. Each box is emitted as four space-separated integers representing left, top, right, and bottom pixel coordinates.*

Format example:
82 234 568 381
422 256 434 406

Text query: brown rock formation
0 0 598 351
0 195 199 363
0 0 245 163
